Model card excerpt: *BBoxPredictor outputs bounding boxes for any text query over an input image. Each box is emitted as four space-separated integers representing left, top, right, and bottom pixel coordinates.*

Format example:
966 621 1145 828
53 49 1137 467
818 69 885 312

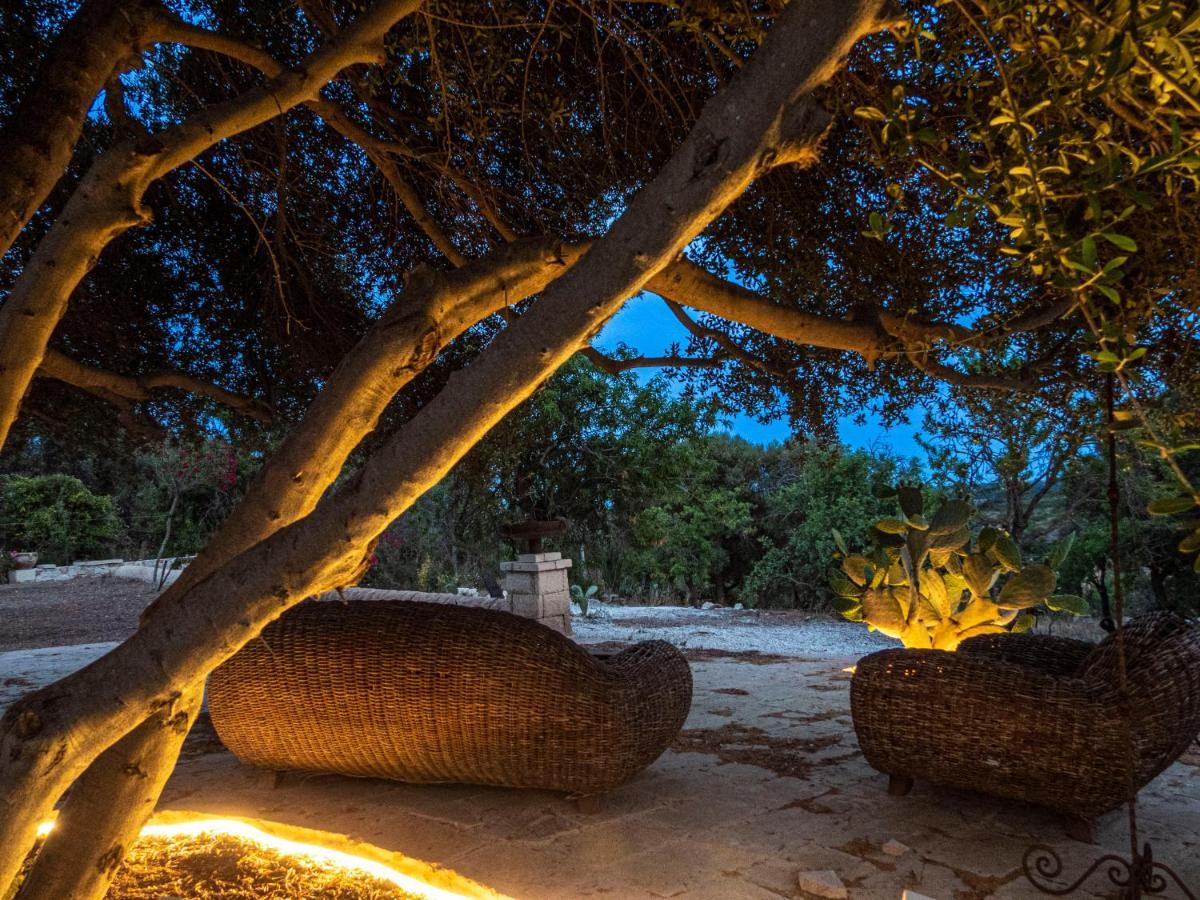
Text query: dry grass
16 834 421 899
107 833 420 899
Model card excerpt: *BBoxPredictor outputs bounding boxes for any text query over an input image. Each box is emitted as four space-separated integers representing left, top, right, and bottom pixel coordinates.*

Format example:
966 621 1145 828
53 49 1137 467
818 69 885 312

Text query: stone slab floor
147 653 1198 900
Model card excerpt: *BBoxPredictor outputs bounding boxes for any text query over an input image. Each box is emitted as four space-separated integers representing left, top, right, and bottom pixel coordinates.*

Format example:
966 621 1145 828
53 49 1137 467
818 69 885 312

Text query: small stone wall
6 558 127 584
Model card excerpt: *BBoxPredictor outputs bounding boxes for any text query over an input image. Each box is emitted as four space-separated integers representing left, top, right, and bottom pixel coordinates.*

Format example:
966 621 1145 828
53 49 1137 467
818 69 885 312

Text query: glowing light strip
35 818 480 900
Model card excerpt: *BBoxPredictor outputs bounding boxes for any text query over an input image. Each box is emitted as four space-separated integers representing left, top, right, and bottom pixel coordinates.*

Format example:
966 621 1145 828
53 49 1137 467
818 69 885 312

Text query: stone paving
0 640 116 708
153 653 1199 899
3 621 1197 899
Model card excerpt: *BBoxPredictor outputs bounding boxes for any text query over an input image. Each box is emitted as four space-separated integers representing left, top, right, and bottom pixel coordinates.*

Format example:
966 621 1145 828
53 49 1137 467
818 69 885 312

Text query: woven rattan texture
851 613 1200 819
208 600 693 795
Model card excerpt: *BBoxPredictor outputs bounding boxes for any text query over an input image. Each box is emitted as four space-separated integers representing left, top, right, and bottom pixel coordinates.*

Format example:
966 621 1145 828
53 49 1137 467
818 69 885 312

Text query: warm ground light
32 811 503 900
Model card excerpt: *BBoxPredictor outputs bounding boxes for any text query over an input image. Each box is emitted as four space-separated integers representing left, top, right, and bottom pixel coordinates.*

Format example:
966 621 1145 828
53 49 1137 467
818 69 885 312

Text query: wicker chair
851 613 1200 839
207 600 692 800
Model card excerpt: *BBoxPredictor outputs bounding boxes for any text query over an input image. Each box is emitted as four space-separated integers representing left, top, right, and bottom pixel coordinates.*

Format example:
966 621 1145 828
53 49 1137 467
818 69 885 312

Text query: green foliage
854 0 1200 567
829 486 1080 650
0 474 122 564
858 0 1200 314
1054 455 1200 617
739 448 924 609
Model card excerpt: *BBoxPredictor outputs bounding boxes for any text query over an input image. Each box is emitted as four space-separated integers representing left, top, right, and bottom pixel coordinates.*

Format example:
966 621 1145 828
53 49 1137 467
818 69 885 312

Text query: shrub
0 474 123 564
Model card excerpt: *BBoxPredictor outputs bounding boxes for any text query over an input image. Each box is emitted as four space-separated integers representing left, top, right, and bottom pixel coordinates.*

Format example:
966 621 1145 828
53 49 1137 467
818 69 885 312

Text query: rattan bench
207 599 692 800
851 612 1200 840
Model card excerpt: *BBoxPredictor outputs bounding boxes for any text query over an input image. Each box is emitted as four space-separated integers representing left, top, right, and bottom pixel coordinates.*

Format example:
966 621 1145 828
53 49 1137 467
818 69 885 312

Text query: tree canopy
4 0 1195 455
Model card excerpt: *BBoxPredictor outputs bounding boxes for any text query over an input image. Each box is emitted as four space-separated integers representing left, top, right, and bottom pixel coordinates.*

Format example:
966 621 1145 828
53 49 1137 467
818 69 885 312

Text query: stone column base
500 552 572 635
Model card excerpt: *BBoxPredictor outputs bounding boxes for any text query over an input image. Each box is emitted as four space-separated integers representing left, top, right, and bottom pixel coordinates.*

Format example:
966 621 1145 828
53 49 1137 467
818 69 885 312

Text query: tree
740 443 920 608
918 387 1091 544
1055 452 1200 619
0 0 1197 895
631 465 754 602
1 4 901 894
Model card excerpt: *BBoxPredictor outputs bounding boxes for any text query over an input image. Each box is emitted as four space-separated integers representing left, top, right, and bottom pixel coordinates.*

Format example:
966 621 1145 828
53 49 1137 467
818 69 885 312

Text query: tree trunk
0 0 160 259
14 688 200 900
164 237 579 600
13 239 574 897
0 1 887 889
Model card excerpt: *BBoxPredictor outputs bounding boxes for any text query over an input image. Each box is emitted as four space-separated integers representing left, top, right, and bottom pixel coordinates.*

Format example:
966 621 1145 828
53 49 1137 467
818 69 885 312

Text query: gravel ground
0 576 158 650
0 577 897 659
0 577 1108 660
573 602 900 657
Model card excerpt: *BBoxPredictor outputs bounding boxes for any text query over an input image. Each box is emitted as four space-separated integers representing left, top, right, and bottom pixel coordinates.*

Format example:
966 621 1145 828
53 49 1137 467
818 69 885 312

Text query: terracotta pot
10 552 37 569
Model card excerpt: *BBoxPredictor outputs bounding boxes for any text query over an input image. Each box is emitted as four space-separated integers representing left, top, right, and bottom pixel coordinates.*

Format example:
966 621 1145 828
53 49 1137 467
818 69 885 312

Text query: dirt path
0 577 158 650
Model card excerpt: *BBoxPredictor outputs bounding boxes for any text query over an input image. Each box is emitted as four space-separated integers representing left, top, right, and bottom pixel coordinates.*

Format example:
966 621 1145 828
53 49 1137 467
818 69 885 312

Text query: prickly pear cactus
829 485 1082 651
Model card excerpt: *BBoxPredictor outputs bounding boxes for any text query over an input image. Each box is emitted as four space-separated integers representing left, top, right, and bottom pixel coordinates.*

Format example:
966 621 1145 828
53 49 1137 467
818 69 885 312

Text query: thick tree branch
37 350 273 422
645 259 885 355
167 236 578 599
13 690 201 900
0 0 426 453
0 0 161 259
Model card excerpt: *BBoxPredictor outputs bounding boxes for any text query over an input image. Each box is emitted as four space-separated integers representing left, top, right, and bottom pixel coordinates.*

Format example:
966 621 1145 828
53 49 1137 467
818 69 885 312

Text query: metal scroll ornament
1023 843 1196 899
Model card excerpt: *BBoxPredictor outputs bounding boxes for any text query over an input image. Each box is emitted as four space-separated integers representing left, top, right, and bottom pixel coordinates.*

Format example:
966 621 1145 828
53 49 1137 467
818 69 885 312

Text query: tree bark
0 0 161 259
14 690 200 900
0 1 886 890
0 0 424 452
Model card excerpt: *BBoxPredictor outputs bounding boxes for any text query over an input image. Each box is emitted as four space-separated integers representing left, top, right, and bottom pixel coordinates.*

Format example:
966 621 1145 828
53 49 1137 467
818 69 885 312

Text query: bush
0 474 123 564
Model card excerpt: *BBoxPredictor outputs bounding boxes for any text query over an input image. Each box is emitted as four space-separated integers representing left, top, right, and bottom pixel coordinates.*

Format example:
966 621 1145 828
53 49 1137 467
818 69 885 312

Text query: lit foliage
851 0 1200 566
829 484 1083 650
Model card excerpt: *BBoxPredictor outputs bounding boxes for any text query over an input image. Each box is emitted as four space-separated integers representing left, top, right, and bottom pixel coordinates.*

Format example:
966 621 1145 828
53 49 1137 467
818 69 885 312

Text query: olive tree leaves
851 1 1200 571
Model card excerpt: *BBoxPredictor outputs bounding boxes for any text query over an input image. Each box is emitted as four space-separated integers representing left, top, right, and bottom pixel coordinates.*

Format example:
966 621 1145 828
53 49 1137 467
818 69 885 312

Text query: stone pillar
500 551 572 635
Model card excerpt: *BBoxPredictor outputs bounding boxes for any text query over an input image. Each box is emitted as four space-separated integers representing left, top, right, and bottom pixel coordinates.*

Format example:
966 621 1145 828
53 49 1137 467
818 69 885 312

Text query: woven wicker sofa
851 612 1200 839
207 600 692 799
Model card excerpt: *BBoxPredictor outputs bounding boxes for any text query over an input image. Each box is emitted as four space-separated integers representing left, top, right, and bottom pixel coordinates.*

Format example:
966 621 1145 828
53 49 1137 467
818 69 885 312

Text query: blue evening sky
594 292 926 462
